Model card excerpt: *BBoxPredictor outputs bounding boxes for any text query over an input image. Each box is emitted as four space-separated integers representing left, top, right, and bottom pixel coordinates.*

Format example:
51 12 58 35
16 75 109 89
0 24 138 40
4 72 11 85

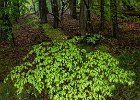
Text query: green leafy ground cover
0 16 140 100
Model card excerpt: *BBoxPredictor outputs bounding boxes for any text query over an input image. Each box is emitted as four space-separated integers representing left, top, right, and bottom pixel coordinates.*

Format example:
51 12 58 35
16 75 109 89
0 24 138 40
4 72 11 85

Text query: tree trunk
80 0 87 35
80 0 92 35
110 0 119 38
39 0 48 23
0 0 4 39
70 0 77 19
85 0 92 32
3 0 12 39
100 0 105 31
52 0 59 28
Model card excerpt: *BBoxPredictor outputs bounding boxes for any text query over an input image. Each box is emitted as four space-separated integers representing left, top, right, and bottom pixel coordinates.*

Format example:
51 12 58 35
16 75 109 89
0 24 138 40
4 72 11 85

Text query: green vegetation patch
41 23 67 41
5 36 135 100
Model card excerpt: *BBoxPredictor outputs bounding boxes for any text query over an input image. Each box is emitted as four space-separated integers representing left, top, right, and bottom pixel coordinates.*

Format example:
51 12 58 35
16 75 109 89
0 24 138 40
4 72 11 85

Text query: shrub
5 36 134 100
85 34 103 45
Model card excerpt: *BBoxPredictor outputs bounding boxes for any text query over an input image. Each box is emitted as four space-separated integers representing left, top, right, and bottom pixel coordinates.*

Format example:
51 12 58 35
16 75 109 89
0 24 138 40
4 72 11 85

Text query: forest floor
0 14 140 100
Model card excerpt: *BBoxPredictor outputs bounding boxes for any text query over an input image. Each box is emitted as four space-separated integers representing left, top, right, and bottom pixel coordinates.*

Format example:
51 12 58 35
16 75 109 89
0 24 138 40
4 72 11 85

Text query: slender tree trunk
61 0 65 19
110 0 119 38
85 0 92 32
80 0 92 35
70 0 77 19
80 0 87 35
100 0 105 31
60 0 65 28
3 0 12 39
52 0 59 28
60 0 70 28
39 0 48 23
0 0 4 39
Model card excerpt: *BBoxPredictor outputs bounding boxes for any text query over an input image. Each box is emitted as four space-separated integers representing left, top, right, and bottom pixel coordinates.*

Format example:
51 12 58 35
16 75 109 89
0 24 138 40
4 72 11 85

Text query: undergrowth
41 23 67 41
4 35 135 100
112 47 140 100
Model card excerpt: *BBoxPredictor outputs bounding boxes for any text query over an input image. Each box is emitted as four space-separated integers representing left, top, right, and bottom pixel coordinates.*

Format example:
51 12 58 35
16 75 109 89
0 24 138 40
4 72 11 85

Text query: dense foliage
86 34 103 44
5 36 135 100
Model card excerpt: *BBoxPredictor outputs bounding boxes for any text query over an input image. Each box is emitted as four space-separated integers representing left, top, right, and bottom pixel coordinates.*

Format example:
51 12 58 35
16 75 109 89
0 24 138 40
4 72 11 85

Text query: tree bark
2 0 12 39
0 0 4 39
110 0 119 38
70 0 77 19
51 0 59 28
80 0 92 35
100 0 105 31
39 0 48 23
80 0 87 35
